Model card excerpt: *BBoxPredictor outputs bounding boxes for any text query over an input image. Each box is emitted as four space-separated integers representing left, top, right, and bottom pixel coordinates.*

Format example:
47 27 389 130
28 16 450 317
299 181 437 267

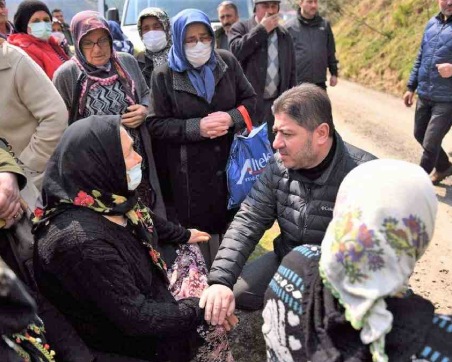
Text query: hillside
332 0 438 96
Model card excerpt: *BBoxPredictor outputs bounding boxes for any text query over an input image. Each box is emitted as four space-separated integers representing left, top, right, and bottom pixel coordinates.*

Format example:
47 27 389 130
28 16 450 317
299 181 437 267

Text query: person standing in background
0 0 14 42
51 8 72 46
215 1 239 50
286 0 339 90
229 0 296 145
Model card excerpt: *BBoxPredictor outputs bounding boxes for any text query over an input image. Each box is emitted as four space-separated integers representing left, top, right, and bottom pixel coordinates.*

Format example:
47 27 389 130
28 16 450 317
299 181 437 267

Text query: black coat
286 12 338 84
208 134 376 289
33 208 202 361
229 17 296 121
147 50 256 234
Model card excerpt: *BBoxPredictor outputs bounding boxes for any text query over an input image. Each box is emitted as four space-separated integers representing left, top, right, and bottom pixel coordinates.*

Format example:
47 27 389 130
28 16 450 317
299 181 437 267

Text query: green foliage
333 0 437 95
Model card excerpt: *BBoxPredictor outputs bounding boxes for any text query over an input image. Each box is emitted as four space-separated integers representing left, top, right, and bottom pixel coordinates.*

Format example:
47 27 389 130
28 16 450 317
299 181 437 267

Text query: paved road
329 79 452 313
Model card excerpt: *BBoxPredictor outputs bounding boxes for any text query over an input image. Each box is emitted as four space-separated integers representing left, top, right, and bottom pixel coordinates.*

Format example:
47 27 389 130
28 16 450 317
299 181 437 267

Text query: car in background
119 0 253 52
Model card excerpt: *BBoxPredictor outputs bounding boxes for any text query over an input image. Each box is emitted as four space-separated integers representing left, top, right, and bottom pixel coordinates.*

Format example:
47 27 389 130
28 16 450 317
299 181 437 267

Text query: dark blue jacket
408 13 452 102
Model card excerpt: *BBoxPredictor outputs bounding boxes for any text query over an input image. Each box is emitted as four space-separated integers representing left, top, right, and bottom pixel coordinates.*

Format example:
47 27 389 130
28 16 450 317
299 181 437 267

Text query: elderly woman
148 9 256 268
136 7 172 87
33 115 237 361
8 0 69 79
263 159 452 362
53 10 165 218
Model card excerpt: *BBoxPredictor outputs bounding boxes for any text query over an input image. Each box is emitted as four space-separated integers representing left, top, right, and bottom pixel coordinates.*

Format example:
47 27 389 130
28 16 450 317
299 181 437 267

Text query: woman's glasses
80 36 110 50
184 35 212 48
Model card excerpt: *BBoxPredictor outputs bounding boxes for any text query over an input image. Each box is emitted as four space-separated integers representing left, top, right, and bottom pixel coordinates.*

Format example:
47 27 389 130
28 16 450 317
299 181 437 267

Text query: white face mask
29 21 52 41
142 30 168 53
51 31 65 43
126 163 142 191
184 41 212 68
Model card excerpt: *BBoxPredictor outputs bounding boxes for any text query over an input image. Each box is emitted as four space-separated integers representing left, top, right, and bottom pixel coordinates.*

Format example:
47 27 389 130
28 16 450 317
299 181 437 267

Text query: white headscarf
319 159 438 362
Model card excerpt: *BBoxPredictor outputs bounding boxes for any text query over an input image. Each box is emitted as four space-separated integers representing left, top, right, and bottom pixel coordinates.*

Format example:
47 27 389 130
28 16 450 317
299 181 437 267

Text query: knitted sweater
34 207 202 361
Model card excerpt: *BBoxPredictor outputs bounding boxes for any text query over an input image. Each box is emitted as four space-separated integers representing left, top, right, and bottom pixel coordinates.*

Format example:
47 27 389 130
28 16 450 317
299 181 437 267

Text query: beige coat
0 43 67 189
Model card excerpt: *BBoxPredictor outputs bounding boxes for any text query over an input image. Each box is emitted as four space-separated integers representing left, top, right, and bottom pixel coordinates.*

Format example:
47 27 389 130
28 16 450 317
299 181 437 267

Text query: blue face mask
126 163 142 191
29 21 52 41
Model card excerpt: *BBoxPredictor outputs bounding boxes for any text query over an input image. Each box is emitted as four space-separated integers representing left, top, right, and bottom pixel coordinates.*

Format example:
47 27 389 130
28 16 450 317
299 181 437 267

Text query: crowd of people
0 0 451 361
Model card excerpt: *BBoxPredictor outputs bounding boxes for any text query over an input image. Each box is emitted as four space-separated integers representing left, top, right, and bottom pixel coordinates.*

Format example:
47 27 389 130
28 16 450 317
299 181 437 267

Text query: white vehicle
118 0 253 52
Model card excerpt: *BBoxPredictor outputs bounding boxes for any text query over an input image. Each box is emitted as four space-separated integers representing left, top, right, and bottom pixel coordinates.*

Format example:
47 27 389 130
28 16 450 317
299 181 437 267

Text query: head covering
70 11 136 120
107 20 134 54
254 0 280 3
319 159 438 362
168 9 217 103
13 0 52 34
137 7 172 69
34 115 167 273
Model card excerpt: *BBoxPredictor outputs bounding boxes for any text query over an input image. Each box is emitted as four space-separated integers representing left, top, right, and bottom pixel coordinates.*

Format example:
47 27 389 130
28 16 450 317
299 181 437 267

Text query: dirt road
328 79 452 313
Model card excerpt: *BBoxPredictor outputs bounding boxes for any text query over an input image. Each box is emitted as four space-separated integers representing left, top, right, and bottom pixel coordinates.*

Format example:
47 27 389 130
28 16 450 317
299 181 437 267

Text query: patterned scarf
319 159 438 362
33 115 167 274
137 7 172 69
70 11 136 120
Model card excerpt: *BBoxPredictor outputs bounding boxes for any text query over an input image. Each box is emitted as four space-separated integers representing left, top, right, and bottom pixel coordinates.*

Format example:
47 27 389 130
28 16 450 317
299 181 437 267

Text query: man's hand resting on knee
199 284 235 326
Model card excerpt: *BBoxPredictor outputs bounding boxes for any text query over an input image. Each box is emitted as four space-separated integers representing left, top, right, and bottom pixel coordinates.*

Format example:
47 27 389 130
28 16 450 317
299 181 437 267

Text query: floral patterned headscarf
319 159 438 362
137 7 172 69
33 115 166 273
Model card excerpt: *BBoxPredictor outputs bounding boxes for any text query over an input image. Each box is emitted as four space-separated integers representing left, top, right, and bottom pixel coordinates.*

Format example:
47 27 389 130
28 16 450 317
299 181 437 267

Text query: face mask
51 31 65 43
29 21 52 41
142 30 168 53
126 163 142 191
184 41 212 68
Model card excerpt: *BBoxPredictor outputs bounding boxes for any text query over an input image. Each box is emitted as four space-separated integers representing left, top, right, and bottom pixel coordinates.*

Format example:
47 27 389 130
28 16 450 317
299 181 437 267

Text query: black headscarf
34 115 167 273
13 0 52 34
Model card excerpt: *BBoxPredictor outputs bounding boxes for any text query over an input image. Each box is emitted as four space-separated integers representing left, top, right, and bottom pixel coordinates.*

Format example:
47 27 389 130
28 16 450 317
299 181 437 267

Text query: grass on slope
333 0 438 96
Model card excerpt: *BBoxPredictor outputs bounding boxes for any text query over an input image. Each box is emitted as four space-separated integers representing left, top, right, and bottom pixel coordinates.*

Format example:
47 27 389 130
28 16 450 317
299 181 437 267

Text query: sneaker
430 164 452 185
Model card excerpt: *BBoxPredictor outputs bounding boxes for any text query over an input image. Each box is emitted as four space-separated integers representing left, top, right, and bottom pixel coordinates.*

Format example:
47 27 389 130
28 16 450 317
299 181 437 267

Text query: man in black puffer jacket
199 84 375 323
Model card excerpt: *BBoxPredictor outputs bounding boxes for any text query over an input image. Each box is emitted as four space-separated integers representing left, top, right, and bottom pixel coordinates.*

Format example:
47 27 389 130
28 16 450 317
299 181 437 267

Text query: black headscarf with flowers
33 115 166 273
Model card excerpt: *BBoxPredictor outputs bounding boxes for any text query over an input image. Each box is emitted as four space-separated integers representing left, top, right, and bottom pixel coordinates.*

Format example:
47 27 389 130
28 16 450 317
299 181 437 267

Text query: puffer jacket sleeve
208 157 278 289
407 46 423 92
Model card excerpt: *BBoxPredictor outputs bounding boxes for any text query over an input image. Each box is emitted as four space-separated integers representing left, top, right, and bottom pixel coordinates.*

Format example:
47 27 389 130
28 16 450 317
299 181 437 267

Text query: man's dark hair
52 8 62 14
217 1 238 15
272 84 335 136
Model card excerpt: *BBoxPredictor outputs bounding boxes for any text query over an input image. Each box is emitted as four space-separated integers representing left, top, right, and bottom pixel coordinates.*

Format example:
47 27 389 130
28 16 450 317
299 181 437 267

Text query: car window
123 0 252 26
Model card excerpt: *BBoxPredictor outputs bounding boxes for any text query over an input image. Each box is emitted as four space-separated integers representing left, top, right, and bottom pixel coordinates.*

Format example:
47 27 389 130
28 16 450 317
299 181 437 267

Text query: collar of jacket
287 131 345 186
435 11 452 23
0 43 12 71
172 51 228 96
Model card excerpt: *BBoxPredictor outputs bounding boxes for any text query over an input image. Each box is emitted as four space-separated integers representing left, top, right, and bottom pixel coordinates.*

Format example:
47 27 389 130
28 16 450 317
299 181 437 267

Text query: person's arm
208 158 278 289
58 239 203 337
0 148 26 190
147 68 205 143
326 21 338 78
229 21 269 63
53 61 76 112
15 54 67 175
152 212 190 244
0 149 25 224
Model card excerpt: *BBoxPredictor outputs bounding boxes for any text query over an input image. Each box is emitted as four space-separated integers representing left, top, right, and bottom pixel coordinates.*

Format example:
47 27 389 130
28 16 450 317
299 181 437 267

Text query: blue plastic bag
226 123 273 209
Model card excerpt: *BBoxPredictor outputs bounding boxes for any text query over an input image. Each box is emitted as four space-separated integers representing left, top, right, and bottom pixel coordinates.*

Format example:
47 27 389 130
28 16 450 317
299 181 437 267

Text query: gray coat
208 133 375 289
53 53 166 219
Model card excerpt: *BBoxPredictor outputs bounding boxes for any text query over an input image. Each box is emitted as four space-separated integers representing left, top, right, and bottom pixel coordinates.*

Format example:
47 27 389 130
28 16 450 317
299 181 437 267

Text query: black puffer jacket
208 133 375 289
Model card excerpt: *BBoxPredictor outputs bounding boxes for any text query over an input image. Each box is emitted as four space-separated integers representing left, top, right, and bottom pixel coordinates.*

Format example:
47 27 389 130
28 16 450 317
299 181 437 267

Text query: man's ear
314 123 330 145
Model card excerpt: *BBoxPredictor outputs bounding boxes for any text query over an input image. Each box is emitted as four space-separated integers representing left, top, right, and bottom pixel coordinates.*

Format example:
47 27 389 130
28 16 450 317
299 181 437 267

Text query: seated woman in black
32 115 233 361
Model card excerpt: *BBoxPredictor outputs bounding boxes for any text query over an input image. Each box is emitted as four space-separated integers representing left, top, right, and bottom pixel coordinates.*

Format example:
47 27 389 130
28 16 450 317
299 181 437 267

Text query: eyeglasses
80 36 110 50
184 35 213 48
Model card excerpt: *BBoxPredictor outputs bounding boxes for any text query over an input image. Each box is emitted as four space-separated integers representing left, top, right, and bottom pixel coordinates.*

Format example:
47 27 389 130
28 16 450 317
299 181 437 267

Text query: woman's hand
188 229 211 244
121 104 148 128
200 112 233 139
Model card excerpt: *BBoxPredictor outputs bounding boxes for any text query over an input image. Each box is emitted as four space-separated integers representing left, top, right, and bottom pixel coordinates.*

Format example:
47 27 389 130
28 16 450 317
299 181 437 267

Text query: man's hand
121 104 148 128
261 13 279 33
199 284 235 326
436 63 452 78
188 229 211 244
330 75 338 87
403 91 415 107
200 112 232 139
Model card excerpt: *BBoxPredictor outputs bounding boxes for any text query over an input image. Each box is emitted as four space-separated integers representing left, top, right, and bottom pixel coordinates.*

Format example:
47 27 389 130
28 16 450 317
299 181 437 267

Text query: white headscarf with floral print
319 159 438 362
